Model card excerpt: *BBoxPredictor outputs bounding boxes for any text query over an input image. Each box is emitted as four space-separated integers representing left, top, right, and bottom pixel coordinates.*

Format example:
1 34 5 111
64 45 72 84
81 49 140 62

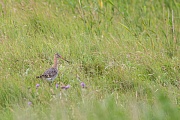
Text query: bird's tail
36 75 42 78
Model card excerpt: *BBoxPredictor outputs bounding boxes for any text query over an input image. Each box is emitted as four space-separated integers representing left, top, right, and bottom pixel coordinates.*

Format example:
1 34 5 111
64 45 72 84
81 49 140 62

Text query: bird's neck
52 57 58 69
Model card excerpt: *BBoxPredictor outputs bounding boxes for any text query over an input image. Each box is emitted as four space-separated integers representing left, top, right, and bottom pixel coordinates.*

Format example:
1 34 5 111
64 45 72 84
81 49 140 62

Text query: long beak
60 57 70 63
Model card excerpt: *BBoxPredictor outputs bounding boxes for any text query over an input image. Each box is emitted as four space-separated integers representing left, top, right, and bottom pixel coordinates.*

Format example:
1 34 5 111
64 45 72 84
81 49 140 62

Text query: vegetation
0 0 179 119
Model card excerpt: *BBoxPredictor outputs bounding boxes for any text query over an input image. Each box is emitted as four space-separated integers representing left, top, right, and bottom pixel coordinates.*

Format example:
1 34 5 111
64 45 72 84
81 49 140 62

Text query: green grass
0 0 179 119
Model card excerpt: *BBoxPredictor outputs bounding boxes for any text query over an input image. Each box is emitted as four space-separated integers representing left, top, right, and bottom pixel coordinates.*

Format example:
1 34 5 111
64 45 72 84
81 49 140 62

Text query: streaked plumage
36 53 69 82
37 67 58 82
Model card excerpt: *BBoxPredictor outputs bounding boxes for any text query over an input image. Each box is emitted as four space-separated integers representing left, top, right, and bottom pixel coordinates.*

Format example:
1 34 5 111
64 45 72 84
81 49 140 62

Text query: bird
36 53 69 82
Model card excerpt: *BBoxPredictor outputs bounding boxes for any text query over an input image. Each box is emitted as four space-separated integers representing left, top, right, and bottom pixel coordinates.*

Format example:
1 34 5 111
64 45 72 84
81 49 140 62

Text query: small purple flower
56 83 59 88
61 85 70 90
80 82 85 88
28 101 32 106
65 85 70 89
36 84 40 88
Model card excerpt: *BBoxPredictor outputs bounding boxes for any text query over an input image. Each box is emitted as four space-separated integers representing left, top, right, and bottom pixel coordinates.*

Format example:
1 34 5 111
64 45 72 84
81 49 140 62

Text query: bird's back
38 67 58 81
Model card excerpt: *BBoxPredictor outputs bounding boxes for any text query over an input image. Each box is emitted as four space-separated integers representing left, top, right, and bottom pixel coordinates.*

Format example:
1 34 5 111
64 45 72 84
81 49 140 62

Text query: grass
0 0 179 119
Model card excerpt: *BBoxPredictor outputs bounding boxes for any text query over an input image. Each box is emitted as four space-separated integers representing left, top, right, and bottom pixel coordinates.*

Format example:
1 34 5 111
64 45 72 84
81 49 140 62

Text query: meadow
0 0 179 119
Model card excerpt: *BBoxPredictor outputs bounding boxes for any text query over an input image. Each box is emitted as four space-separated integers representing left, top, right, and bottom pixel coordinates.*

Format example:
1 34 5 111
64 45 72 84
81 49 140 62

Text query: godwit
36 53 69 82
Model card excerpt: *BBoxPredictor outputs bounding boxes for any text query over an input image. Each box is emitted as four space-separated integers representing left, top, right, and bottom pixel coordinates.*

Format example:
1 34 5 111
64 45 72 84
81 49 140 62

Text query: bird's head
55 53 70 63
55 53 61 58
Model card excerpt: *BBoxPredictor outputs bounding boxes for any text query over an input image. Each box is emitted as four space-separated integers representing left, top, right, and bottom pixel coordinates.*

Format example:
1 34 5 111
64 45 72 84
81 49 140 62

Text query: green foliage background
0 0 179 119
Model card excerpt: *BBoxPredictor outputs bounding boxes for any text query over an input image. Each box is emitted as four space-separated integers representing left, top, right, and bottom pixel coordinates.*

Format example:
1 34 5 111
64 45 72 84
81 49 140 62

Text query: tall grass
0 0 179 119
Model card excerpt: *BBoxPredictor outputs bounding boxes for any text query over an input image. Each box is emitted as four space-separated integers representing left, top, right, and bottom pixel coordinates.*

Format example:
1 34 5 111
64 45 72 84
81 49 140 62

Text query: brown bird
36 53 69 82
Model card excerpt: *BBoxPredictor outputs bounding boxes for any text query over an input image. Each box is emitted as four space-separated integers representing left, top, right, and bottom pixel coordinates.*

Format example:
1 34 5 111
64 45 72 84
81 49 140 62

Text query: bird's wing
42 67 58 78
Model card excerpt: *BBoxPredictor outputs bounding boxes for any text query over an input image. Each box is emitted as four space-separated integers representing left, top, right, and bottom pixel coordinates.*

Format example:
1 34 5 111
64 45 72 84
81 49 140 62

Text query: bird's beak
60 56 70 63
56 54 70 63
